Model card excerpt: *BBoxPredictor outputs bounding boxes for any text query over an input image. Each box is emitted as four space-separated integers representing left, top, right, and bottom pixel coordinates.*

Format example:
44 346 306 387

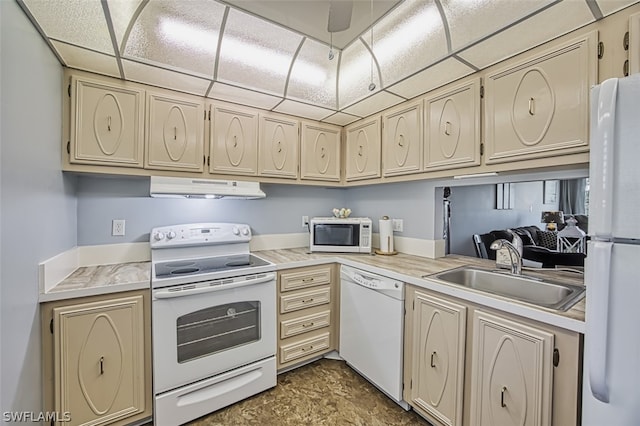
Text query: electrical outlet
302 215 309 227
392 218 403 232
112 219 125 236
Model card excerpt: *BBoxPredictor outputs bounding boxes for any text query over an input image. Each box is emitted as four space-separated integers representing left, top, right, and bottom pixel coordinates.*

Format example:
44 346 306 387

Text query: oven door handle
154 273 275 299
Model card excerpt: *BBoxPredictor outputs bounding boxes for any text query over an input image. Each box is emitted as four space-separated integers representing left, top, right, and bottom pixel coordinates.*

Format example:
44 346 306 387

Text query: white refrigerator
583 75 640 425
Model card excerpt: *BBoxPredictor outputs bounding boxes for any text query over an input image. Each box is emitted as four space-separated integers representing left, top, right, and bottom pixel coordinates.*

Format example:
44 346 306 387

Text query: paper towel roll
379 217 394 253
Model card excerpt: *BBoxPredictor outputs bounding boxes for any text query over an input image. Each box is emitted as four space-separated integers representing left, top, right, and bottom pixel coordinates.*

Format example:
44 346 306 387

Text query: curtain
558 178 587 215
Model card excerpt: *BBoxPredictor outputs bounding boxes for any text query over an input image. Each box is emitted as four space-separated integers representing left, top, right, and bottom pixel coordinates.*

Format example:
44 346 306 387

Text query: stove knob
241 227 250 236
232 226 240 236
166 231 176 240
154 232 165 241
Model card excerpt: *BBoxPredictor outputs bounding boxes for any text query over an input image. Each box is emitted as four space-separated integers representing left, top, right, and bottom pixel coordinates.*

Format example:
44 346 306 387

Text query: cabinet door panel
470 310 554 426
53 295 145 426
301 122 341 181
411 291 466 426
71 77 144 167
211 105 258 175
145 93 204 171
345 116 381 181
424 78 481 171
485 32 596 163
383 101 422 176
259 114 299 179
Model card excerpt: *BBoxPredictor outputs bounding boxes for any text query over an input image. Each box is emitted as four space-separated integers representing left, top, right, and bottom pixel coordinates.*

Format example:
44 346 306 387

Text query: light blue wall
77 176 349 245
0 0 77 417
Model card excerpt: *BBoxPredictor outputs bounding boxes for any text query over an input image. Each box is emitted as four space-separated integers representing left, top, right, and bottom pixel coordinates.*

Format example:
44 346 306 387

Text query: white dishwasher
340 265 408 409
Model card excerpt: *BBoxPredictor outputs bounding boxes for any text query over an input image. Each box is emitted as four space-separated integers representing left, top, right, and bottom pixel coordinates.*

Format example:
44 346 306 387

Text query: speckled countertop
40 248 585 332
254 248 585 333
39 261 150 302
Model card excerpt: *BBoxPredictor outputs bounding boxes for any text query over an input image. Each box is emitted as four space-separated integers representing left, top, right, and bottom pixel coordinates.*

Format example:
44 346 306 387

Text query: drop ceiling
17 0 640 126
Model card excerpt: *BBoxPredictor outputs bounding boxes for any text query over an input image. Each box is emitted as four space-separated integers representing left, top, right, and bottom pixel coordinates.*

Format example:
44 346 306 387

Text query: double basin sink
429 267 585 312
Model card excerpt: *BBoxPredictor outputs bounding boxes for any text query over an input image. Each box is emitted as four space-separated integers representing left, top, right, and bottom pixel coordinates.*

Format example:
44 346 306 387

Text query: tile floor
188 358 430 425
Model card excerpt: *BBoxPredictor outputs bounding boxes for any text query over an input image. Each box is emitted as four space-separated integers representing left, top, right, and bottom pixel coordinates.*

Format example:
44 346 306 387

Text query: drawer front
279 331 331 364
280 287 331 314
280 266 332 292
280 310 331 339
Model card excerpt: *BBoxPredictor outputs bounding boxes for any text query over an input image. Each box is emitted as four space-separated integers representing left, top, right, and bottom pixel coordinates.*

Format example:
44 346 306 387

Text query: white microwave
309 217 372 253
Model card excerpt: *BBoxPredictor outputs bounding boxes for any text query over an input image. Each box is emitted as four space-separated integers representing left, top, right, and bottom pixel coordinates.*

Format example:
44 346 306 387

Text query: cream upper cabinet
424 78 481 171
145 92 205 172
345 116 381 181
382 100 423 176
484 32 597 164
258 113 299 179
410 290 466 426
47 294 148 426
470 310 554 426
70 76 144 167
300 121 341 182
210 104 258 176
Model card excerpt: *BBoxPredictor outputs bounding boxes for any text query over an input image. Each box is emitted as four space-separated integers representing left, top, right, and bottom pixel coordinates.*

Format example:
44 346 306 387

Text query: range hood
150 176 266 199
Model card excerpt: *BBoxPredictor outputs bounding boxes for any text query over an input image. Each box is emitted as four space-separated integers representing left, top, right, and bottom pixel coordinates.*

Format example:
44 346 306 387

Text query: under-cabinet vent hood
150 176 266 199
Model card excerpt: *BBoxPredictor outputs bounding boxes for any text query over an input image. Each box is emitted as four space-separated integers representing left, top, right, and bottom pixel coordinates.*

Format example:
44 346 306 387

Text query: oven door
152 273 276 394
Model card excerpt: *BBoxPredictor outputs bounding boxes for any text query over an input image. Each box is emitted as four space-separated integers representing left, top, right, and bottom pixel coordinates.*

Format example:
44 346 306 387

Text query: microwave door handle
154 273 275 299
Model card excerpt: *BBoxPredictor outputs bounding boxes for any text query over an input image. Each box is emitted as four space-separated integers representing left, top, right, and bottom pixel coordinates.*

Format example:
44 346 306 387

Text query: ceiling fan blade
327 0 353 32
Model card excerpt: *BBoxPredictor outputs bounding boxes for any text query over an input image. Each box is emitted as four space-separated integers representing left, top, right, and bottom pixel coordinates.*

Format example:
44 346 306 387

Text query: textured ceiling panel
123 0 224 78
287 38 338 110
322 112 362 126
52 41 121 78
597 0 639 16
22 0 114 54
371 0 448 84
339 39 382 109
441 0 554 51
208 82 282 110
273 99 334 121
386 58 475 99
341 90 404 117
122 60 211 96
217 9 303 96
458 0 594 69
106 0 144 50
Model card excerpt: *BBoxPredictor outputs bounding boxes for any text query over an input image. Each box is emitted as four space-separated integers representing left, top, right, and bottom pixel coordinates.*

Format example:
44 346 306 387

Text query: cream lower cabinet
409 289 466 426
277 265 338 370
405 286 582 426
470 310 554 426
41 290 152 426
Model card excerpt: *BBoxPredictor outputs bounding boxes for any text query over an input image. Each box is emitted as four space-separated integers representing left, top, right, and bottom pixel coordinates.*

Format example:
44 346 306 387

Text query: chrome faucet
490 231 523 275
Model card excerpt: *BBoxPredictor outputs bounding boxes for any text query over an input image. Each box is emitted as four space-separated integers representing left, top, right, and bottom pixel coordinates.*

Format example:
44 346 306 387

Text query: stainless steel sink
430 267 585 311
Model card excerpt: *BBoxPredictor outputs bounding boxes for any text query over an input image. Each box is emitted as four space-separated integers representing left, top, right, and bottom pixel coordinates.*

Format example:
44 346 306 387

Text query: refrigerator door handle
586 241 613 403
590 78 618 239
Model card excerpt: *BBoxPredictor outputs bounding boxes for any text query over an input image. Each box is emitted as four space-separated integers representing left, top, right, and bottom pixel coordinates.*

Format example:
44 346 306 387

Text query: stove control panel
150 223 252 248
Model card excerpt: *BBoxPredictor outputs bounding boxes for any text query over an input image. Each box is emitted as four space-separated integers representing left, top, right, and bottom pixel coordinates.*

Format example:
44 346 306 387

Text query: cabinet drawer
280 287 331 314
280 266 331 292
279 331 331 364
280 310 331 339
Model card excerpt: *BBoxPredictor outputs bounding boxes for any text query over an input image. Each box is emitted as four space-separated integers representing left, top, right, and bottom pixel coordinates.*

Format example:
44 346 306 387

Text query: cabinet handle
277 140 282 153
301 298 315 303
302 322 315 328
99 356 104 375
444 121 451 136
430 351 437 368
233 135 238 148
302 277 314 283
301 345 314 352
501 386 507 407
320 147 326 159
397 135 404 148
528 97 535 116
358 145 363 157
107 116 111 132
174 126 177 140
